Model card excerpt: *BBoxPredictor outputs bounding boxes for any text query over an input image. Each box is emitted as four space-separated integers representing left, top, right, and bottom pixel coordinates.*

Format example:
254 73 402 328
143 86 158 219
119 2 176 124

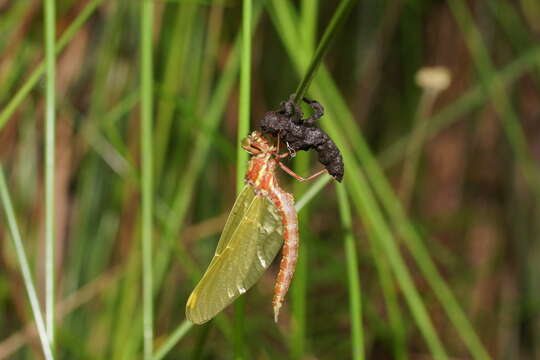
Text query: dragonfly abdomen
246 153 300 322
269 185 299 322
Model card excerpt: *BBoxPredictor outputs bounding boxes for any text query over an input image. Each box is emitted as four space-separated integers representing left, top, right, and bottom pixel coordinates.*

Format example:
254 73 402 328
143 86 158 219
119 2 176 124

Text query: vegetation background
1 0 540 359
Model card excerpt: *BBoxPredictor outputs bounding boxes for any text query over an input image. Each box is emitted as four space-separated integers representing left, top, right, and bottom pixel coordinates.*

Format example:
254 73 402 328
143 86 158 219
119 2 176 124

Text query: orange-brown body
242 131 299 322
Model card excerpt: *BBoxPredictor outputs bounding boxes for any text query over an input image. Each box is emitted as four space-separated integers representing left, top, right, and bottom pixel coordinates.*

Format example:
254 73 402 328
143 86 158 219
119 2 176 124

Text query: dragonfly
186 131 328 324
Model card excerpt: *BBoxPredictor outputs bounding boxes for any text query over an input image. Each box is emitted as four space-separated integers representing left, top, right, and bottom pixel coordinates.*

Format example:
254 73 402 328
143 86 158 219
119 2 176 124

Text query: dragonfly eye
242 137 262 154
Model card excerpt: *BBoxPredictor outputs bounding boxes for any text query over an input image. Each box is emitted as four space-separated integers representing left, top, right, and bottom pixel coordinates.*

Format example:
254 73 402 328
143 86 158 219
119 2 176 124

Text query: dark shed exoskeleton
260 95 344 182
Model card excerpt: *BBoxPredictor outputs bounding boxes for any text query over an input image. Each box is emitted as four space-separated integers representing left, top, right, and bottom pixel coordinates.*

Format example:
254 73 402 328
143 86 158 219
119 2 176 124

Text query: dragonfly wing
212 185 255 258
186 188 284 324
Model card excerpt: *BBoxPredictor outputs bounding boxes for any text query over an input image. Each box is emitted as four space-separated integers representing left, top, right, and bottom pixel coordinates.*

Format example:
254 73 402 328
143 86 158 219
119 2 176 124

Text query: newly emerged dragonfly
186 131 328 324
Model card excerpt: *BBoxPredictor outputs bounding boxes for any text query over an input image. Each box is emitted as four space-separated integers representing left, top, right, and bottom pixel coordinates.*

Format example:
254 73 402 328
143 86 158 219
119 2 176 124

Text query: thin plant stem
0 167 54 360
154 3 198 181
196 5 224 115
293 0 357 103
368 233 408 360
234 0 252 358
295 175 331 212
292 155 310 359
291 3 318 357
399 90 438 210
236 0 252 194
43 0 56 347
152 320 193 360
141 0 154 358
192 323 213 360
336 186 365 360
290 219 307 359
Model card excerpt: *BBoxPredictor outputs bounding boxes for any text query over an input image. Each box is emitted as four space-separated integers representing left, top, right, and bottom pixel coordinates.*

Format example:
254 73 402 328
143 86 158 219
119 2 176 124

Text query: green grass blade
141 0 155 358
368 232 408 360
399 86 441 209
294 175 331 212
300 0 317 55
154 3 198 181
290 3 318 357
234 0 252 357
291 153 310 359
0 167 54 360
236 0 252 193
336 186 365 360
43 0 56 347
152 320 193 360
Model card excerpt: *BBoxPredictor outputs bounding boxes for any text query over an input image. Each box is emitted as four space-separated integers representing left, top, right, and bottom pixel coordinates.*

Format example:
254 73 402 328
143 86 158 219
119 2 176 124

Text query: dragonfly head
241 131 276 155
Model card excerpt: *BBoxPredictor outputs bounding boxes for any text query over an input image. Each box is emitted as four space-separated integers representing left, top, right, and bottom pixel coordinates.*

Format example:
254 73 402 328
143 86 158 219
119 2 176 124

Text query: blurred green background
1 0 540 359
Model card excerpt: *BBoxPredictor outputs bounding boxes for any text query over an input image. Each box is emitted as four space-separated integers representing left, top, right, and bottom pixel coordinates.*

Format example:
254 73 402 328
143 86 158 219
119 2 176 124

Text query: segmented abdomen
268 184 299 322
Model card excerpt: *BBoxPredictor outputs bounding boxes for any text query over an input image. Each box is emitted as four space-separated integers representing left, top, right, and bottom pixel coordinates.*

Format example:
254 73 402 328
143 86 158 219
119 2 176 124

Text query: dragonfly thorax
242 131 281 190
245 154 278 190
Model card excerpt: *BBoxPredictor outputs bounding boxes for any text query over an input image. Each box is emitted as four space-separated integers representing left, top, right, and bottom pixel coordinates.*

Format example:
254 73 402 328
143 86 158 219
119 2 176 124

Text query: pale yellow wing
186 186 284 324
209 185 255 265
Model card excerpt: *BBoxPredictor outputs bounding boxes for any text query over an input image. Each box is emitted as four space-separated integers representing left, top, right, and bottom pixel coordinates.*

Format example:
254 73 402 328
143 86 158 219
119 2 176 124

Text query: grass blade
294 175 331 212
234 0 252 357
152 320 193 360
154 3 198 181
236 0 252 193
290 3 318 357
0 167 54 360
336 186 365 360
43 0 56 347
141 0 155 358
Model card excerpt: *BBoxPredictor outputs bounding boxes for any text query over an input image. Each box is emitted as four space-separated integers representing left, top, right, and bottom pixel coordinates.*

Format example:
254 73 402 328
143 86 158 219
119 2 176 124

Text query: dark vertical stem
293 0 358 103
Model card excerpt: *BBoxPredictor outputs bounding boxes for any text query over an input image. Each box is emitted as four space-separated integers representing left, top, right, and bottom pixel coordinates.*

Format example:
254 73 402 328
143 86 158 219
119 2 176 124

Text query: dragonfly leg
276 131 282 153
277 152 291 159
277 161 327 182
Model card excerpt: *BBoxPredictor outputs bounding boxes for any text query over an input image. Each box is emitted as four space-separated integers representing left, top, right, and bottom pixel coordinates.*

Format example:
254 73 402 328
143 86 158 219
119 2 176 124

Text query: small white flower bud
415 66 451 92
